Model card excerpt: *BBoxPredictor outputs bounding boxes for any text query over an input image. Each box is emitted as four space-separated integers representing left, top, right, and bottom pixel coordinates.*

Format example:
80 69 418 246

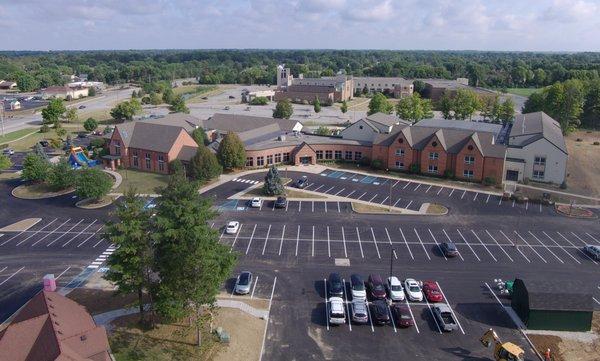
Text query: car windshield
239 273 250 285
352 281 364 291
401 314 412 320
447 243 456 250
227 223 236 228
409 286 420 292
391 285 402 291
373 284 384 291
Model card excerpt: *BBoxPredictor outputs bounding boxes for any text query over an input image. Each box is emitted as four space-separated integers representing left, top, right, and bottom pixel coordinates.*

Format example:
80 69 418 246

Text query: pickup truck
432 303 458 332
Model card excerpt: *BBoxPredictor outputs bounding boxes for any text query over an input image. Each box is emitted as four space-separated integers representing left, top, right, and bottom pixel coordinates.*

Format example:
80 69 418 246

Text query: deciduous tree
217 132 246 170
452 89 480 120
47 158 76 191
110 99 142 121
395 93 433 123
340 100 348 114
21 153 50 183
190 146 222 182
191 127 209 146
0 154 12 171
313 97 321 113
368 92 393 115
41 99 67 125
75 168 112 200
83 117 98 132
273 99 293 119
169 95 189 113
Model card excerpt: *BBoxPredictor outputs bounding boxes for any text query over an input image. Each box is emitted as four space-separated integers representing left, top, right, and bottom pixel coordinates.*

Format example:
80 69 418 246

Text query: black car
367 274 386 300
296 176 308 189
228 95 235 99
441 242 459 257
39 140 49 147
328 273 344 298
370 300 390 325
274 196 287 209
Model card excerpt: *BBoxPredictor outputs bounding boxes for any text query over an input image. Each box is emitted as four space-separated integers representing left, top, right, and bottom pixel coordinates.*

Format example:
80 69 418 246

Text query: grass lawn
0 128 38 145
505 88 541 97
6 124 86 152
78 108 114 124
116 169 170 194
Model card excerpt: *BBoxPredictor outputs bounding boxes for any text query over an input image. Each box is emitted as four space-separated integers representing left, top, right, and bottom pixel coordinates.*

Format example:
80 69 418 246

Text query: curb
11 184 75 200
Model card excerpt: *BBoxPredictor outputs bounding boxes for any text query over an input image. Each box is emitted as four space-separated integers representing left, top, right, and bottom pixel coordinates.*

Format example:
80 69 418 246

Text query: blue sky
0 0 598 51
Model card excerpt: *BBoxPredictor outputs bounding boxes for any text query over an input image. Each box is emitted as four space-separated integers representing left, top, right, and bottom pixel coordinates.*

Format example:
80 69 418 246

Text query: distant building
340 113 411 143
241 89 275 103
354 77 414 98
275 65 353 103
67 81 105 90
0 289 112 361
39 86 89 100
505 112 568 185
0 80 17 90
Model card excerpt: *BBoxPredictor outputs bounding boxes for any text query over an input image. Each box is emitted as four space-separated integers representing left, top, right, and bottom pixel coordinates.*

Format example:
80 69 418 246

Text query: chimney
43 274 57 292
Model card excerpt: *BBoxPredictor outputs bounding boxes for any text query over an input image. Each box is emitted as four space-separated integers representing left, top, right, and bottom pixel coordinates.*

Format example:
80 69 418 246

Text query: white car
329 297 346 325
226 221 240 234
386 276 405 301
404 278 423 302
250 197 262 208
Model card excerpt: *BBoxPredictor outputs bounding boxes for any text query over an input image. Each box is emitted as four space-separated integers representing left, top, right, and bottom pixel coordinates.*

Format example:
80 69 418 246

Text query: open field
564 130 600 198
0 128 38 145
505 88 541 97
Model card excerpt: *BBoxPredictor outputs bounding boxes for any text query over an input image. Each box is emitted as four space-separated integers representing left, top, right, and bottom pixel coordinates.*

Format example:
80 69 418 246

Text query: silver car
234 271 253 295
432 303 458 332
351 299 368 324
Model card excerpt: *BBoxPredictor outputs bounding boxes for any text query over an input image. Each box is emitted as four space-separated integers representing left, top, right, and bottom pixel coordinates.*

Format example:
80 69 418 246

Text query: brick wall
419 136 448 176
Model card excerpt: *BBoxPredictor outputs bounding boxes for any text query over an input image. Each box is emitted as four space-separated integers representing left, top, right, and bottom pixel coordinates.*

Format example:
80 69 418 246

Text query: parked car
296 176 308 189
228 95 235 99
201 96 208 100
250 197 262 208
441 242 459 257
78 105 86 109
351 299 369 324
2 148 14 156
432 303 458 332
224 106 230 110
350 274 366 300
226 221 240 234
404 278 423 301
370 300 390 325
234 271 253 295
274 196 287 209
391 304 413 328
422 281 444 303
386 276 405 301
328 273 344 298
583 245 600 260
367 274 386 300
38 140 49 147
329 297 346 325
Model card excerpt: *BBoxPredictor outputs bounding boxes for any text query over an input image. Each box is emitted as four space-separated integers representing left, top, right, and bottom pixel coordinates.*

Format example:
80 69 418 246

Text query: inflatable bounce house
68 146 98 168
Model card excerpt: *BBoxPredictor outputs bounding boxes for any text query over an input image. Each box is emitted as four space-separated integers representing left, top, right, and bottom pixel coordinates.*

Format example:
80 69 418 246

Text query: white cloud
343 0 395 22
541 0 599 23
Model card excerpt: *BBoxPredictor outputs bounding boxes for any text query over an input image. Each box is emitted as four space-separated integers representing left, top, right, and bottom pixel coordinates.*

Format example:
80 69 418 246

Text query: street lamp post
387 168 392 212
389 248 395 278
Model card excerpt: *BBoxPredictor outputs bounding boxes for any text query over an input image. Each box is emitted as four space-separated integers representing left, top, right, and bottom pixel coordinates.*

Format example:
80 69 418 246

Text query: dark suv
296 176 308 189
328 273 344 298
367 274 386 300
274 196 287 209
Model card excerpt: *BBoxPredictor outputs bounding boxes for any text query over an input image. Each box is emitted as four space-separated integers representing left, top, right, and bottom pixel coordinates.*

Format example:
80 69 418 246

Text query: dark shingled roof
202 113 300 134
285 84 335 93
115 122 187 153
515 279 594 312
509 112 567 154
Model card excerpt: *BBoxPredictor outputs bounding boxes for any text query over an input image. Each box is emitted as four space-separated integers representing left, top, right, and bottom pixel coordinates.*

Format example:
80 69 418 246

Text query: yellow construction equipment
480 328 525 361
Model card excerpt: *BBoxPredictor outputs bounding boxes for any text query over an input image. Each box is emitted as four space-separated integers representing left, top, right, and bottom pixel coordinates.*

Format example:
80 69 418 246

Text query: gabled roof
415 118 502 135
509 112 567 154
515 279 593 312
0 290 111 361
114 122 190 153
140 113 202 133
365 112 409 127
202 113 301 134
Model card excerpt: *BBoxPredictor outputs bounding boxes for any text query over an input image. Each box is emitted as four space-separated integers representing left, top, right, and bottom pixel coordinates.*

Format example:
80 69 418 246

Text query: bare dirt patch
12 183 74 199
212 307 266 361
565 130 600 198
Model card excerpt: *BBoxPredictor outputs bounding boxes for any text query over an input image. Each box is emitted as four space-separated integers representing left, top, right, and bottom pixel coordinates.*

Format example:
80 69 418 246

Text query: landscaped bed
76 195 119 209
352 202 404 214
12 182 74 199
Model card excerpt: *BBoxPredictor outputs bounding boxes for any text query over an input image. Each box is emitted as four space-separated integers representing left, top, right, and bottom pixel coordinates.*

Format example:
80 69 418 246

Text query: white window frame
429 152 439 160
395 149 405 156
427 165 438 174
463 169 474 178
532 170 545 180
464 155 475 165
395 161 404 169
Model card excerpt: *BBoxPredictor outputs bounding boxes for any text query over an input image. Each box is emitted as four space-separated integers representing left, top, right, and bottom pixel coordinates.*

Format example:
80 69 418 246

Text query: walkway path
101 169 122 190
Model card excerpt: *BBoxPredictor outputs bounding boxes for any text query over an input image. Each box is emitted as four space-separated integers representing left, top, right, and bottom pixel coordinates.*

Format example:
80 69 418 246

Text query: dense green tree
533 68 547 86
0 154 12 171
340 100 348 114
413 80 426 96
395 93 433 123
105 188 155 324
83 117 98 132
149 92 162 105
110 99 142 121
190 146 222 182
313 97 321 113
479 95 499 121
452 89 480 120
367 92 393 115
582 79 600 128
273 99 294 119
21 154 50 182
249 96 268 105
169 95 189 113
217 132 246 170
152 173 236 320
498 98 516 124
262 165 284 196
75 168 112 200
314 126 331 135
162 88 176 104
47 158 76 191
191 127 209 146
62 108 78 123
88 87 96 96
522 92 546 113
41 99 67 125
15 72 38 92
439 92 453 119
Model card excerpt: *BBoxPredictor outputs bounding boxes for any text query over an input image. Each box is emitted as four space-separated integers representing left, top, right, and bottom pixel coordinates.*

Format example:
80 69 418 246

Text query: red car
392 304 413 328
422 281 444 303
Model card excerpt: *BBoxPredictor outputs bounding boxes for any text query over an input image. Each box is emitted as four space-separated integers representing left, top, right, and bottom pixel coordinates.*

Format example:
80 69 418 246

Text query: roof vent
80 335 87 341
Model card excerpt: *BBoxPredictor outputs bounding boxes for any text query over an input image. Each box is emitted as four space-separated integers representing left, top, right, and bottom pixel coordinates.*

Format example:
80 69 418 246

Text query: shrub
409 164 420 174
189 146 222 182
443 170 454 179
83 117 98 132
483 177 496 186
40 124 50 133
249 96 268 105
370 159 383 170
76 168 112 201
21 153 50 183
47 158 76 191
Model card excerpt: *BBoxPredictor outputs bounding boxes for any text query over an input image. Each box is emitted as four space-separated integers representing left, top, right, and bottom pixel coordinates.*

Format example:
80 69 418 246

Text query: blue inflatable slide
68 146 98 168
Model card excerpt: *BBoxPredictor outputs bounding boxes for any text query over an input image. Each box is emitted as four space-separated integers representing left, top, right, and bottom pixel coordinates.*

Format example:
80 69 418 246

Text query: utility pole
0 100 5 137
389 248 395 278
387 168 392 212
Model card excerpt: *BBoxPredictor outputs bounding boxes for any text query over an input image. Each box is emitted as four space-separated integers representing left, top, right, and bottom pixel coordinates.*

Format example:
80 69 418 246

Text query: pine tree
190 146 222 182
262 165 284 196
313 97 321 113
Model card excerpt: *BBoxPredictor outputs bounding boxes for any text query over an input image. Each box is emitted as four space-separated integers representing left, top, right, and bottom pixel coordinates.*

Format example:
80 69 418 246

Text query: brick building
275 64 354 103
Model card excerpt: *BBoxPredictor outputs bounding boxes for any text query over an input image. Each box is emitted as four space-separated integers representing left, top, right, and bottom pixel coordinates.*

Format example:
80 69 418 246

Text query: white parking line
46 220 84 247
399 228 414 260
342 278 352 332
380 196 389 205
586 233 600 243
486 194 490 203
298 201 301 212
261 225 272 255
245 224 257 255
473 192 478 201
593 297 600 306
313 185 324 192
311 201 315 213
392 180 400 188
93 238 106 248
365 299 375 333
250 275 259 299
0 267 25 286
423 294 442 334
324 279 329 331
393 198 402 207
13 219 58 246
437 187 443 195
62 220 98 247
428 229 447 261
230 224 243 252
370 227 381 259
436 282 465 335
403 296 419 333
403 182 411 190
28 219 70 247
357 192 367 200
368 194 378 203
498 196 503 206
442 229 464 261
448 189 455 197
456 229 481 261
334 188 345 196
527 231 563 263
337 202 341 213
499 230 530 263
259 277 277 361
324 186 335 193
0 266 6 273
512 199 516 208
327 226 331 258
341 226 348 258
405 200 413 209
514 231 547 263
387 303 397 333
471 230 497 262
385 228 397 259
55 266 72 280
295 225 300 257
539 203 542 213
460 190 467 199
484 230 513 262
77 225 103 248
531 231 574 264
571 232 593 246
356 227 365 258
346 190 356 198
413 228 431 260
324 201 327 213
312 226 315 257
278 225 286 256
554 232 597 264
413 183 421 191
285 200 289 212
425 185 432 193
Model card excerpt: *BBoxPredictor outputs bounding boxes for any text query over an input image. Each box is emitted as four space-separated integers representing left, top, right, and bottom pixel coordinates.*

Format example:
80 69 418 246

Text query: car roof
330 297 344 305
388 276 401 285
369 274 383 282
434 303 451 311
423 280 437 287
351 274 363 282
228 221 238 225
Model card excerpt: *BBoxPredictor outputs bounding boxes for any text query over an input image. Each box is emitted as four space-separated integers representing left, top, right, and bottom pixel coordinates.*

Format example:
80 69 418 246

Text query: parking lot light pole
387 169 392 212
389 248 395 278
